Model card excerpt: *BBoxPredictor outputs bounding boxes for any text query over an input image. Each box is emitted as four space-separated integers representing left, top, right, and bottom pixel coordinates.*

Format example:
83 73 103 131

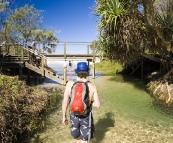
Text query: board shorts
70 113 95 141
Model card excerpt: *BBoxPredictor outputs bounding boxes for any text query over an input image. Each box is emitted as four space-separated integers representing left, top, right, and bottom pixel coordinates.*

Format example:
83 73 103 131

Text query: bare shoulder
87 82 97 90
66 80 74 89
64 80 74 97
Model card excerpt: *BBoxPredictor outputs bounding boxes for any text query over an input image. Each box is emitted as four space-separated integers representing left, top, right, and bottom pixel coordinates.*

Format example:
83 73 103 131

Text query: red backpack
69 81 90 116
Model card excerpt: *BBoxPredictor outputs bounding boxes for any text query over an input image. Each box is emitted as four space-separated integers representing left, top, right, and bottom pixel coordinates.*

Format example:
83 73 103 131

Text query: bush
0 75 60 142
95 60 124 74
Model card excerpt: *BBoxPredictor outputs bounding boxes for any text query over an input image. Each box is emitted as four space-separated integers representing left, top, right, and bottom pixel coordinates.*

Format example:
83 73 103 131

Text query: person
63 59 67 68
62 62 100 143
68 61 73 80
69 60 72 67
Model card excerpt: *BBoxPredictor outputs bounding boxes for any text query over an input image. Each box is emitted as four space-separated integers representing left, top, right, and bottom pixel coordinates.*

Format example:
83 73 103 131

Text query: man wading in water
62 62 100 143
68 61 73 80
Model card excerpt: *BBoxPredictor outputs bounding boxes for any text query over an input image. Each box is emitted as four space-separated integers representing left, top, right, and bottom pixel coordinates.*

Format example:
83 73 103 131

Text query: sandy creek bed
26 74 173 143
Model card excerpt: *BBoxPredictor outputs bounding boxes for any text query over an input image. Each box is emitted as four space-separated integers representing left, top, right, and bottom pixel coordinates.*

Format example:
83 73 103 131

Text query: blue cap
76 62 88 72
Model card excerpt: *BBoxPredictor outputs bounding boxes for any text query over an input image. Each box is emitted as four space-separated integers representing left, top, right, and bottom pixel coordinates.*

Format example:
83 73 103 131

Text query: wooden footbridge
0 42 99 85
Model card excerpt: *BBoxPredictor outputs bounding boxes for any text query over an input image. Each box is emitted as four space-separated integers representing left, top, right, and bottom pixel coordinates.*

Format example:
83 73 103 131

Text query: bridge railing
55 42 97 58
0 41 98 80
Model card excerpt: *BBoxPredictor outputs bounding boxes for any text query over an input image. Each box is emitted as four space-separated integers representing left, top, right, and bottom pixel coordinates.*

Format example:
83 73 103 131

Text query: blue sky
30 0 98 43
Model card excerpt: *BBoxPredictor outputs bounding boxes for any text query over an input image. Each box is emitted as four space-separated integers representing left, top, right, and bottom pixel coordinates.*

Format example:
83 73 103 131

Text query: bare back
64 78 100 108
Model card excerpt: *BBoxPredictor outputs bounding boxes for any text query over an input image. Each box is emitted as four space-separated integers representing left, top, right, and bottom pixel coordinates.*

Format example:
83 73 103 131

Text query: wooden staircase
25 62 64 84
1 44 65 85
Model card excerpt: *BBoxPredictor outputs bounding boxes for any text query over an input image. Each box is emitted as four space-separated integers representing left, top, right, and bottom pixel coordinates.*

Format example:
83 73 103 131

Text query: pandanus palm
95 0 127 34
95 0 138 64
95 0 164 64
95 0 173 72
155 0 173 44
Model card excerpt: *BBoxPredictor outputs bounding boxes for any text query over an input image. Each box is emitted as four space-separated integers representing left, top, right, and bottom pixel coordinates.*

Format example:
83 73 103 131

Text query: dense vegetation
92 0 173 106
0 74 61 142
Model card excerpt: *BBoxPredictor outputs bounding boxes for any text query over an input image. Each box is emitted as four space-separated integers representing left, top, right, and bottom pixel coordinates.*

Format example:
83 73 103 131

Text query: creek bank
95 61 173 109
146 71 173 108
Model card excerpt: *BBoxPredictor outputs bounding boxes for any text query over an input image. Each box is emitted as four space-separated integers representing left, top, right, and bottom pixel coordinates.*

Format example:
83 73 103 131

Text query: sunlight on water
28 72 173 143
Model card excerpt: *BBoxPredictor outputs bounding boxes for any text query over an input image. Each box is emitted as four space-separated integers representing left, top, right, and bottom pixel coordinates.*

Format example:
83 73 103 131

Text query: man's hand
62 117 68 125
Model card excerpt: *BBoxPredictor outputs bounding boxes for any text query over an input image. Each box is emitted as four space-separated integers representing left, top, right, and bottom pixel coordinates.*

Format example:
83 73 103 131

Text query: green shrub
0 75 60 142
95 60 124 74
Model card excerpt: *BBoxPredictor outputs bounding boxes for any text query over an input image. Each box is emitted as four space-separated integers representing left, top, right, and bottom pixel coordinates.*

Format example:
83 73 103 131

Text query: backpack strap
70 80 90 90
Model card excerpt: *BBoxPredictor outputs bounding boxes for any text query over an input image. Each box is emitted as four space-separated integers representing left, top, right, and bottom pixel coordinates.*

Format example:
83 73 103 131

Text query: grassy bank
95 60 124 74
0 74 61 142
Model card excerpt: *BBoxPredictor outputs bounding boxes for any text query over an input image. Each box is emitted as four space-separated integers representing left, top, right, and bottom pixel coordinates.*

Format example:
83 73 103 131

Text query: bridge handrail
22 46 65 75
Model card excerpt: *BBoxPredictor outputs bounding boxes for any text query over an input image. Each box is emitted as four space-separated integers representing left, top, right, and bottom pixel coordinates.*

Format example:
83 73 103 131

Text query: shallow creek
29 74 173 143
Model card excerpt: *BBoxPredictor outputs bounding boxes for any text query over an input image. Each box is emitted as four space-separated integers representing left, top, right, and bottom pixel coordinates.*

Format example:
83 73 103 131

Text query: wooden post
34 72 38 85
141 59 144 79
87 59 90 80
41 57 45 76
44 58 47 66
21 46 24 62
93 43 95 60
87 45 89 54
92 60 95 79
13 45 15 55
92 43 96 79
87 59 90 68
28 47 31 63
64 42 66 59
28 50 31 64
19 68 22 79
63 61 67 85
28 69 31 83
19 65 22 80
130 62 142 76
0 46 1 55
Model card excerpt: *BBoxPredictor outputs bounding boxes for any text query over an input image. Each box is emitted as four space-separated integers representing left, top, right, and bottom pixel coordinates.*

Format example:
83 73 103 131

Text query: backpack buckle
73 111 80 116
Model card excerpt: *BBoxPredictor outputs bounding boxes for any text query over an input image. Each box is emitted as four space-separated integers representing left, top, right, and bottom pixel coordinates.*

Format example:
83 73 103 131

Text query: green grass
95 60 124 74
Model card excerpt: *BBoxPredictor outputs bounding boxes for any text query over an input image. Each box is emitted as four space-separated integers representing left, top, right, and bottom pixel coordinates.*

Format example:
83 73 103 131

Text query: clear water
28 66 173 143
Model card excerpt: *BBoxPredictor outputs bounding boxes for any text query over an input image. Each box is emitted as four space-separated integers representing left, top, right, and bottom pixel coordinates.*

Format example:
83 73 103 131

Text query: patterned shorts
70 113 95 141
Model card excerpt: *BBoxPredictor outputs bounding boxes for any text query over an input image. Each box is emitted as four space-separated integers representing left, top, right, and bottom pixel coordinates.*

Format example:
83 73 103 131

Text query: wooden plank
2 55 29 62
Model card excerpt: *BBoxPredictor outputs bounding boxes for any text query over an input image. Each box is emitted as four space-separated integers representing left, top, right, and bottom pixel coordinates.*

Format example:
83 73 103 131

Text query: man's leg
79 114 94 143
76 137 88 143
80 140 87 143
70 115 80 139
76 137 81 143
76 139 87 143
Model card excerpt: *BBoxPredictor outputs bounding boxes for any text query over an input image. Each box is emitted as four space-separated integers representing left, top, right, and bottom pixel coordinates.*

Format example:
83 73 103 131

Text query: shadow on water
93 112 115 143
105 72 147 91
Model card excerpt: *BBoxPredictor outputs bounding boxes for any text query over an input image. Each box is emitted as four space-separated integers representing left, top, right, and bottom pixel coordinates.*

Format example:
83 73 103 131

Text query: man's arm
92 84 100 108
62 82 70 125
